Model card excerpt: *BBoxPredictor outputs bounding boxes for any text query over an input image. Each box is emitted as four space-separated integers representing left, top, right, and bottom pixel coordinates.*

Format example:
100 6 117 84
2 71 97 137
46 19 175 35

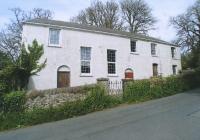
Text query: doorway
57 65 70 88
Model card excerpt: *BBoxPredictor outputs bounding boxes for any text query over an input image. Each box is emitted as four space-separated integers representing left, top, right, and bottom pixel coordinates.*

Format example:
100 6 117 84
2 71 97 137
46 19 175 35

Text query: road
1 89 200 140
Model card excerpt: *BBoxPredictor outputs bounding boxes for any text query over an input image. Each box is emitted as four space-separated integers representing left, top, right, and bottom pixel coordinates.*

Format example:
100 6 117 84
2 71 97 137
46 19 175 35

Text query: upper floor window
151 43 157 56
49 28 60 46
171 47 176 58
172 65 177 75
130 41 136 52
81 47 91 74
107 49 116 74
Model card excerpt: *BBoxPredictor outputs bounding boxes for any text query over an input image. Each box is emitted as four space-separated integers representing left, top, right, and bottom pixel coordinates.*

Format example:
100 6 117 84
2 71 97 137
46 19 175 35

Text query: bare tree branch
120 0 156 34
0 8 53 61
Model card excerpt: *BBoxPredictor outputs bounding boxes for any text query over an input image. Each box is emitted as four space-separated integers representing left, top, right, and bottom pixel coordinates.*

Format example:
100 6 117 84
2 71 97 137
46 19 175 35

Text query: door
153 64 158 76
57 71 70 88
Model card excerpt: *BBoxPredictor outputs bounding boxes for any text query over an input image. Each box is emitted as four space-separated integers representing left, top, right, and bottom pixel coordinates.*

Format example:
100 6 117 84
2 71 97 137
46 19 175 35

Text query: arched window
125 68 134 79
57 65 70 88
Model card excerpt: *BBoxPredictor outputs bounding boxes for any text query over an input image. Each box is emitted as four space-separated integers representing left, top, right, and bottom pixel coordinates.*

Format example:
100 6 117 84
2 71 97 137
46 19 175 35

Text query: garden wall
25 85 95 109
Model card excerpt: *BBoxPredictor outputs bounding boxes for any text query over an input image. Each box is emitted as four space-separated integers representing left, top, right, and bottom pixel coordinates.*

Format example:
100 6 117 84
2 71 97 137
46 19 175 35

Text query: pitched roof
24 19 177 47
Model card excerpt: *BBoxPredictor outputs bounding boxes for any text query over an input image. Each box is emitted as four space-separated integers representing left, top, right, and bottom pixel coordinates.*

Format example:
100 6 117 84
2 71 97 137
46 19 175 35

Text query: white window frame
48 28 61 47
130 41 136 53
107 49 117 75
80 47 92 76
151 43 157 56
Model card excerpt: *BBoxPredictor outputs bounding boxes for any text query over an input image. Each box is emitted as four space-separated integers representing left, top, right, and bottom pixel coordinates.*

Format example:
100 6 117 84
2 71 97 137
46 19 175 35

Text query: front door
57 72 70 88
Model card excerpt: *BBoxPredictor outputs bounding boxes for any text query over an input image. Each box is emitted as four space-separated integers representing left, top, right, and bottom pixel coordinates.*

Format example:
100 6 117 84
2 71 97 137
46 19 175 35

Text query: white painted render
22 24 181 90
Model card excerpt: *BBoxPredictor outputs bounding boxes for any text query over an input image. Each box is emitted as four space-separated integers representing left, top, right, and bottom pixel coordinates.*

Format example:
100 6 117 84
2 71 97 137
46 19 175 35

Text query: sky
0 0 197 42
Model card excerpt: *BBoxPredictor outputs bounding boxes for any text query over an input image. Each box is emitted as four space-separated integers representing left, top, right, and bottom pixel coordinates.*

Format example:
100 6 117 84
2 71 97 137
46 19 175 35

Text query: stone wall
25 85 95 109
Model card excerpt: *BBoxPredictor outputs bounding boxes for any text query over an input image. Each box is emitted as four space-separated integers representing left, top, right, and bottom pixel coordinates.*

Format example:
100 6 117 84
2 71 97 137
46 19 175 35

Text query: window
81 47 91 74
172 65 177 75
151 43 156 55
130 41 136 52
152 63 158 76
49 29 60 45
171 47 176 58
107 49 116 74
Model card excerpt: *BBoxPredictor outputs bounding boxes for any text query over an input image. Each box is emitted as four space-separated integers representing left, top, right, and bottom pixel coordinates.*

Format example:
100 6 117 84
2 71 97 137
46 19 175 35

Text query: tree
170 0 200 69
0 40 46 91
120 0 156 34
0 8 53 61
71 0 123 30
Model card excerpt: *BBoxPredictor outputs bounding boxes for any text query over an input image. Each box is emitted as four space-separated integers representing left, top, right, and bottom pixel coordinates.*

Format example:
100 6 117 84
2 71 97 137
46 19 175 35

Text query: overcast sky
0 0 196 42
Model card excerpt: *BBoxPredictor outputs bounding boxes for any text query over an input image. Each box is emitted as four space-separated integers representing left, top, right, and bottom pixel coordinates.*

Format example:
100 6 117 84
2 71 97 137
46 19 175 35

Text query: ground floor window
153 63 158 76
107 49 116 74
172 65 177 75
81 47 91 74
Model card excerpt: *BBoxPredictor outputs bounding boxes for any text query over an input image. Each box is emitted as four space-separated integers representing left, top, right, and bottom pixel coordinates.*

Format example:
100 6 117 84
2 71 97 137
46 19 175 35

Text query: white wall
22 24 181 90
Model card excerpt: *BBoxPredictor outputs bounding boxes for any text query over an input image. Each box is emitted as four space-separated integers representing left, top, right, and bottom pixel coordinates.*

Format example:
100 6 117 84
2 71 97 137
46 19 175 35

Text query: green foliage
123 80 150 102
123 71 200 102
0 39 46 91
181 46 200 70
84 86 121 111
0 85 121 131
16 40 47 89
2 91 26 112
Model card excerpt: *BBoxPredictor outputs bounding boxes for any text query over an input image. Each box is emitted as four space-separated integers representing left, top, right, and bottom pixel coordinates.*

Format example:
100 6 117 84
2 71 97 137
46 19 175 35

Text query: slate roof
24 19 177 47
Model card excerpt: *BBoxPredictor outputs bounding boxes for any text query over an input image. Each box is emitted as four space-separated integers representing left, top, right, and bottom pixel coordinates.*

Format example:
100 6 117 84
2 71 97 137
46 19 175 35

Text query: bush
84 86 120 111
123 71 200 102
123 79 150 102
2 91 26 112
0 85 121 131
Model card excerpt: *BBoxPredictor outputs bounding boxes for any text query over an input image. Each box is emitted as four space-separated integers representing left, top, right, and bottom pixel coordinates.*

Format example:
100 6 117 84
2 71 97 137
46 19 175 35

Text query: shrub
123 79 151 102
2 91 26 112
180 70 200 89
84 85 120 111
123 71 200 102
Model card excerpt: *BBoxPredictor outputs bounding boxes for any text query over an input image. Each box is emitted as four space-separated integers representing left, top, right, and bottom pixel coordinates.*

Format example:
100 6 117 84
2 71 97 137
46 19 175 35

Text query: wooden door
153 64 158 76
57 72 70 88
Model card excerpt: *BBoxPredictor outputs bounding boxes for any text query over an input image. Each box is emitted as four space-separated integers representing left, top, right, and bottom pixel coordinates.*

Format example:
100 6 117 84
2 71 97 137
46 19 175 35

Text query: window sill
48 44 61 48
172 58 180 60
152 55 158 57
130 52 139 55
107 74 118 77
80 74 93 77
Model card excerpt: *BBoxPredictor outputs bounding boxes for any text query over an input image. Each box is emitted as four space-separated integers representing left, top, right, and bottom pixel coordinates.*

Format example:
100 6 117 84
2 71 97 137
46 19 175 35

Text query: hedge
0 85 121 131
123 71 200 102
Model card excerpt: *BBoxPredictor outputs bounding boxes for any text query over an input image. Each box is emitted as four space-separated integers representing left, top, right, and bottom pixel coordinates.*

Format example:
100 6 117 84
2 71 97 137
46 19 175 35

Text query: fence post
97 78 109 93
122 79 134 93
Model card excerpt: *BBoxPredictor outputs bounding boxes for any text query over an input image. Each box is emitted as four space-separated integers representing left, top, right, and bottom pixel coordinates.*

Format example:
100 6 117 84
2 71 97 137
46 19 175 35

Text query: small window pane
107 50 116 62
81 61 90 73
81 47 91 60
131 41 136 52
108 63 116 74
49 29 60 45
